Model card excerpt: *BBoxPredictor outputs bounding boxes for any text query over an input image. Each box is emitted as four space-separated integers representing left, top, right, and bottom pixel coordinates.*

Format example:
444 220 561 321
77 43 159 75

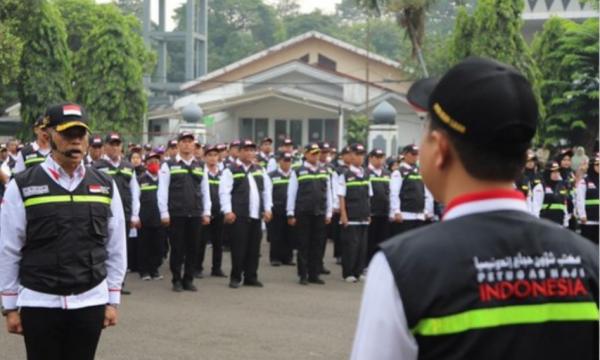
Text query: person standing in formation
576 155 599 243
158 131 211 292
287 143 332 285
366 148 391 263
267 152 294 266
13 116 52 174
219 140 272 289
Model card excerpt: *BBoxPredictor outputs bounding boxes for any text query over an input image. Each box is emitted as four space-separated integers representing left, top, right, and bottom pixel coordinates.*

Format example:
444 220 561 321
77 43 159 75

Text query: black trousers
267 213 293 263
296 214 326 280
169 217 202 284
21 305 105 360
581 224 599 245
138 225 166 276
367 216 391 264
341 225 368 278
197 214 224 273
331 212 342 258
230 217 262 282
391 219 426 236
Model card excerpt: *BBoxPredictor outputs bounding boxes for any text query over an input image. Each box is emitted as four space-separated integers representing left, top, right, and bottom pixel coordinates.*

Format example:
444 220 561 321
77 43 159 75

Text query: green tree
0 23 22 86
62 1 153 138
448 0 544 121
16 0 72 136
533 17 599 150
346 115 369 144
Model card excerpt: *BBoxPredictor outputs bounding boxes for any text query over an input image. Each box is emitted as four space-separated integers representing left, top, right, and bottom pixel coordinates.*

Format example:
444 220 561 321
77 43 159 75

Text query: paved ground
0 242 364 359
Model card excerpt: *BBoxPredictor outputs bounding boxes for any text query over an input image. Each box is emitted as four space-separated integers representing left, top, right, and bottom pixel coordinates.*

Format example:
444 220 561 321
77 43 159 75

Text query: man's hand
287 217 296 226
393 213 403 223
340 214 349 227
325 217 331 225
103 305 118 329
580 217 587 225
161 217 170 227
202 216 211 225
5 311 22 335
263 211 272 223
224 212 236 224
130 219 141 229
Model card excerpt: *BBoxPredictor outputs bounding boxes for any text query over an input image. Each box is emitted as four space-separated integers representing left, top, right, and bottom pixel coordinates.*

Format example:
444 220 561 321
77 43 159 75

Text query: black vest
368 168 391 217
93 158 134 219
20 143 47 170
7 155 16 171
230 163 264 218
584 178 599 222
294 164 328 216
515 174 531 198
269 169 290 216
343 167 370 221
399 165 425 213
15 165 113 296
381 210 599 360
257 153 272 169
207 169 221 217
138 172 160 227
165 158 206 217
540 181 568 225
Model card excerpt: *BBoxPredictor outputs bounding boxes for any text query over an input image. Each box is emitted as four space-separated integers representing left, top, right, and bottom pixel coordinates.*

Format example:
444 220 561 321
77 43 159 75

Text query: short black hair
429 119 527 181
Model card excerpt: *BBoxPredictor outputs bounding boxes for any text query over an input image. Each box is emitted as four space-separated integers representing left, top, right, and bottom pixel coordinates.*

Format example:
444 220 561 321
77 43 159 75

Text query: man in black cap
219 139 272 288
257 137 276 172
0 103 126 360
331 145 352 265
224 140 241 168
366 148 391 264
337 143 372 283
94 132 141 278
556 149 577 230
318 141 335 274
352 57 598 359
13 116 52 174
576 154 599 243
137 150 165 281
157 131 211 292
531 161 570 227
287 143 332 285
86 135 104 165
389 144 433 236
195 145 226 278
267 152 294 266
164 139 178 161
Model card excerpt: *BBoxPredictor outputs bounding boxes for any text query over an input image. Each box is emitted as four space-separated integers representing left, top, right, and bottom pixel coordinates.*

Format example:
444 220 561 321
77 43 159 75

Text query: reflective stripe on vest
411 302 598 337
346 180 370 187
141 185 157 191
585 199 599 206
370 176 390 183
24 157 45 166
272 179 289 185
297 174 329 182
208 180 220 185
170 169 189 175
24 194 111 207
232 173 246 179
107 169 133 177
544 203 566 211
407 174 422 181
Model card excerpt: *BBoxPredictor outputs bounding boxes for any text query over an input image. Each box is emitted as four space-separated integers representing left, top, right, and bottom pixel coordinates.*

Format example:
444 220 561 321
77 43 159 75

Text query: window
239 118 269 143
299 54 309 63
318 54 337 71
275 119 303 148
308 118 338 147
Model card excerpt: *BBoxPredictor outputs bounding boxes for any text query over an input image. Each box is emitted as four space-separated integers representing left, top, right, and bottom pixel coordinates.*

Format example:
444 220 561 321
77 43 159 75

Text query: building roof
180 31 403 92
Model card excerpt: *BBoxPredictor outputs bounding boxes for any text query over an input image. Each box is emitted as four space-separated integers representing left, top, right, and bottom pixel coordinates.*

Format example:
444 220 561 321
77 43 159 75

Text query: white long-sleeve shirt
286 161 333 218
337 165 373 225
99 155 140 223
389 163 434 220
13 141 51 174
576 178 599 225
0 156 127 310
218 160 272 220
157 154 211 219
351 195 531 360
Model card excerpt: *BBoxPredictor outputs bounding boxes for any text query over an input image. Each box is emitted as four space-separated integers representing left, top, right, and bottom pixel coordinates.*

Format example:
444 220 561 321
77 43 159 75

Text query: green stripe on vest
370 177 390 183
24 194 111 207
141 185 157 191
585 199 599 206
298 174 328 182
232 173 246 179
208 180 220 185
544 203 566 211
412 302 598 336
24 157 45 166
272 179 289 185
346 181 370 187
407 174 422 180
170 169 189 175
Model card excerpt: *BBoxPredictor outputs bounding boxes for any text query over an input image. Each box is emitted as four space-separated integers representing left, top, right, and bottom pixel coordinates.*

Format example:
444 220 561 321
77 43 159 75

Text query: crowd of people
0 114 596 293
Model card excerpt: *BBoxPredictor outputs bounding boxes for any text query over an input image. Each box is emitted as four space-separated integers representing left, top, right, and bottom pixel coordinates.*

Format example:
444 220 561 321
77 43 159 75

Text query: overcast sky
98 0 341 31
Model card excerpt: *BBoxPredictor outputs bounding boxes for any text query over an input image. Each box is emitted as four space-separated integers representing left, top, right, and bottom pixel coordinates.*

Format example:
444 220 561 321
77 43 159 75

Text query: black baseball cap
229 140 241 149
407 57 538 154
402 144 419 154
318 141 331 152
144 143 152 151
555 148 573 161
277 152 293 161
105 132 122 144
241 139 256 148
349 143 366 154
167 139 178 148
217 143 227 152
205 144 219 154
178 131 195 141
369 148 385 157
43 103 89 132
90 135 103 147
261 137 273 145
131 144 142 152
340 146 351 155
145 151 161 160
547 161 560 172
304 143 320 154
282 138 293 146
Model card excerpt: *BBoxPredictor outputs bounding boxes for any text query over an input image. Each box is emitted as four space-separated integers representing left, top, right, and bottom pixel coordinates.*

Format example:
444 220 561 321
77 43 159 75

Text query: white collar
443 189 529 221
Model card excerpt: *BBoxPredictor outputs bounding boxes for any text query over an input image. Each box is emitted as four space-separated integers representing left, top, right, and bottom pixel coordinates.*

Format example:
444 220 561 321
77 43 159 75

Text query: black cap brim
407 78 439 112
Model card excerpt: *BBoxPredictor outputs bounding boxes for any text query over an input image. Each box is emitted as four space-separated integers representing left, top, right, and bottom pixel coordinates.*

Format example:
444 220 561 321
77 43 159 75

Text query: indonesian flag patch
89 185 110 194
63 104 82 117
